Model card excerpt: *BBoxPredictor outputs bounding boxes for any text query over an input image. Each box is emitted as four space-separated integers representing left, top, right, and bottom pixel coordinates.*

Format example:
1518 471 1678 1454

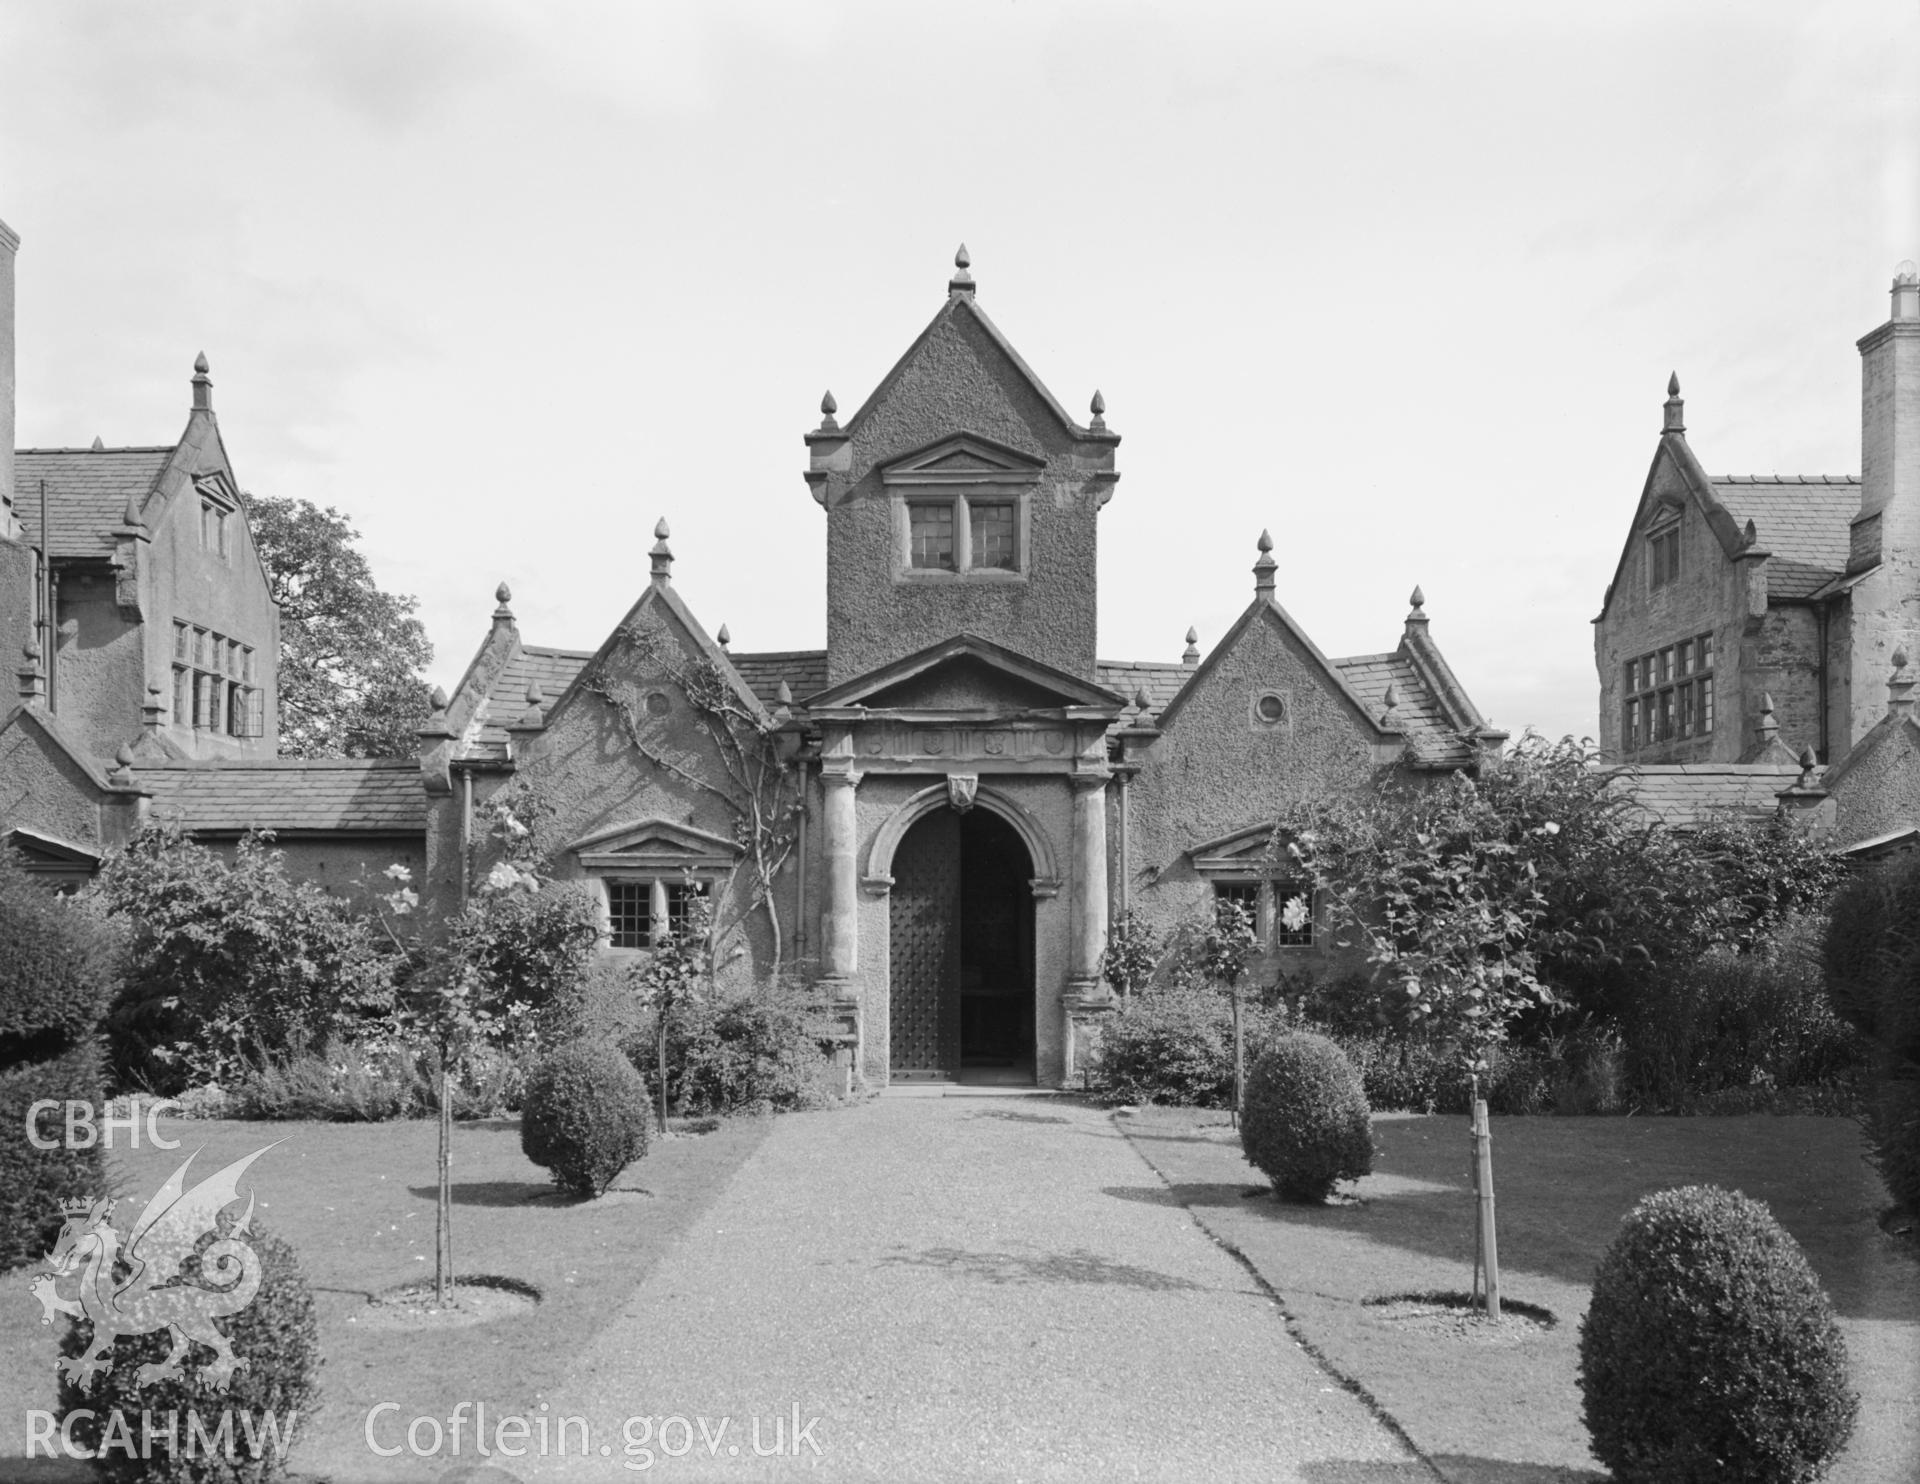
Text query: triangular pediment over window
805 634 1125 715
879 434 1047 487
568 818 743 872
1190 824 1283 876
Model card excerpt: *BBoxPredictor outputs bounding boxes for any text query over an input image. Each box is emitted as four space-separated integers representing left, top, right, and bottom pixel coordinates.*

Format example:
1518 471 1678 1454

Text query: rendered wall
1124 602 1385 986
821 302 1110 685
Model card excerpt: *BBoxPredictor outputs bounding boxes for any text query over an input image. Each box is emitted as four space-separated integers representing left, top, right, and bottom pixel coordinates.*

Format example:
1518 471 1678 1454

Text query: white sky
3 1 1915 744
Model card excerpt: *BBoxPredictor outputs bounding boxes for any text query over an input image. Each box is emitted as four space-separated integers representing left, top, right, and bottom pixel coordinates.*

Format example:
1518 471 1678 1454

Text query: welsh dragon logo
29 1145 278 1393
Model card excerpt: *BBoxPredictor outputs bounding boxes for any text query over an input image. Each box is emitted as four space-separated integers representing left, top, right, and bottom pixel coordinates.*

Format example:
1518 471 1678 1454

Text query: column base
1060 978 1119 1090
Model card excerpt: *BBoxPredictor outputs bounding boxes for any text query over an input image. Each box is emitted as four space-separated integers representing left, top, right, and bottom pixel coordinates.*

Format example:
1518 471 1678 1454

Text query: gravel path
523 1095 1425 1482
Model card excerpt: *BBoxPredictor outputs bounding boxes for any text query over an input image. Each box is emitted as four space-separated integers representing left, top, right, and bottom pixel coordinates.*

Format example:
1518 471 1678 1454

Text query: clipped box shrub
522 1039 651 1197
0 857 121 1269
1579 1185 1856 1484
1239 1031 1374 1202
57 1221 321 1484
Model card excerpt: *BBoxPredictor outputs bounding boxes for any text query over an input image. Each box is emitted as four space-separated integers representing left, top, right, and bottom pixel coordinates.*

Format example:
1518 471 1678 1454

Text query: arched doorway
888 805 1035 1082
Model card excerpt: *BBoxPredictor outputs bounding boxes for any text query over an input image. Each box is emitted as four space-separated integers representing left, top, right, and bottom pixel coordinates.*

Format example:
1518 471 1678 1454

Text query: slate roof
14 448 174 557
1708 476 1860 599
469 646 595 754
1607 762 1803 827
1331 651 1478 767
1096 660 1190 723
135 759 427 834
731 650 829 708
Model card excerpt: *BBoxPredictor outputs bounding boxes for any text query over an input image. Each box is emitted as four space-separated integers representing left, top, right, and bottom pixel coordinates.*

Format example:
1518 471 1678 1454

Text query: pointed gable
568 817 743 870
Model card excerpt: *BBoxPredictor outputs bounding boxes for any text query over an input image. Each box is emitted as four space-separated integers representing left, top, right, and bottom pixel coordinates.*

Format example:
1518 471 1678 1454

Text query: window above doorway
880 433 1043 583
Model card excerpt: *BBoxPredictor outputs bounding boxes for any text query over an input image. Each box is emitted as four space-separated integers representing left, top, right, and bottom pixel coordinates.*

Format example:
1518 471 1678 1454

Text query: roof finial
1133 684 1150 711
1089 389 1106 432
430 684 449 711
493 582 514 624
1663 371 1684 435
1757 692 1780 745
1890 648 1915 722
191 352 213 412
949 242 974 297
1797 744 1820 786
717 623 731 649
651 518 674 585
1253 530 1276 597
90 435 105 452
1182 626 1201 667
1381 682 1399 725
818 390 839 433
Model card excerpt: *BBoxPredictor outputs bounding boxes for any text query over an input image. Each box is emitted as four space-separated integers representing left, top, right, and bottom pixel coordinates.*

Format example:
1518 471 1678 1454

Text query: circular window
644 691 671 717
1254 692 1286 725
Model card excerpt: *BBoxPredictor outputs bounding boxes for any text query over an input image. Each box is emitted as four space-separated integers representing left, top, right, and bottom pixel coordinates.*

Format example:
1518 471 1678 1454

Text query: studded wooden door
888 809 962 1078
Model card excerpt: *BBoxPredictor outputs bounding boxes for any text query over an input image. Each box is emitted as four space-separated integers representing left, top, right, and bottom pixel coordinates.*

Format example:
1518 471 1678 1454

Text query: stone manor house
1593 262 1920 859
0 225 1506 1088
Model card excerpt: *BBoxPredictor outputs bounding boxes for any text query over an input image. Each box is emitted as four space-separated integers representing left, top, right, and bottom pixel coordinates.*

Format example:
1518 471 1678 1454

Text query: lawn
2 1111 773 1482
1119 1109 1918 1484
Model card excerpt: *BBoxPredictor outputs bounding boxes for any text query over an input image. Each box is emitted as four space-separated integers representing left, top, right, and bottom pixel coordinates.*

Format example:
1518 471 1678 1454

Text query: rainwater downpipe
795 758 811 960
459 768 472 911
1816 601 1830 763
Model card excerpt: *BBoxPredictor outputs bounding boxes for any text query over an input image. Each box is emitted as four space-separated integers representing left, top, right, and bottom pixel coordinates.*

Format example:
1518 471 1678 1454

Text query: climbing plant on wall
581 612 803 978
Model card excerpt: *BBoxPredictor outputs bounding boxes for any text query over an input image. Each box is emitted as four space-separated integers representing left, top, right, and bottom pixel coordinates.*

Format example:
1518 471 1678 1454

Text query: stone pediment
878 434 1047 487
568 817 743 871
805 635 1124 716
1190 824 1281 875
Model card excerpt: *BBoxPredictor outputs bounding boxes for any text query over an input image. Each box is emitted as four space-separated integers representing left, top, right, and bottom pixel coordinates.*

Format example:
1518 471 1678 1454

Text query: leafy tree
636 887 714 1133
239 492 434 758
83 824 396 1092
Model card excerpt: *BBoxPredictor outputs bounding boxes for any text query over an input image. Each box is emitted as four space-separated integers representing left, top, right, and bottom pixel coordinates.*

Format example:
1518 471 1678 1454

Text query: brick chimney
1841 262 1920 753
0 217 17 539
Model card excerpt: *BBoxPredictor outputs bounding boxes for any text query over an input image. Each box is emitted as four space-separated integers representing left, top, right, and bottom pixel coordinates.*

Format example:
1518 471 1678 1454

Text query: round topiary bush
521 1039 651 1197
1579 1185 1857 1484
56 1221 321 1484
1239 1031 1374 1202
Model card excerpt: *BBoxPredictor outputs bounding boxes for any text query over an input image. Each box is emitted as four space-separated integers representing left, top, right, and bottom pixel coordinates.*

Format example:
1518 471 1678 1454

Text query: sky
1 1 1915 745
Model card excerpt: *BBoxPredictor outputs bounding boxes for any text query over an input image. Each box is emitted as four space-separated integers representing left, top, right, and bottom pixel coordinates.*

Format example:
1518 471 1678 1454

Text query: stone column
1067 770 1112 993
819 768 861 982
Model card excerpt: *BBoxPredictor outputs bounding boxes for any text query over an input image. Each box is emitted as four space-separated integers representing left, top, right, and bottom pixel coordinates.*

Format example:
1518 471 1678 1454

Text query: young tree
1205 897 1259 1126
1288 771 1558 1316
239 492 434 758
636 886 714 1133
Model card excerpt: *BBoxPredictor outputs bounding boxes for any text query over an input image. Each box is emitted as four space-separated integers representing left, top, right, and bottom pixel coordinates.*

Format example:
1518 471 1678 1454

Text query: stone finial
430 685 449 711
191 352 213 412
516 677 546 731
1182 626 1201 667
651 518 674 585
526 679 545 706
1253 530 1276 597
1381 682 1398 724
108 743 136 786
1407 585 1428 626
1889 648 1915 721
1662 371 1684 435
1798 744 1819 784
818 390 839 433
949 242 974 296
717 623 731 650
492 582 514 627
773 678 794 723
1133 684 1150 710
1741 518 1758 549
121 487 144 528
1090 390 1106 432
91 435 105 452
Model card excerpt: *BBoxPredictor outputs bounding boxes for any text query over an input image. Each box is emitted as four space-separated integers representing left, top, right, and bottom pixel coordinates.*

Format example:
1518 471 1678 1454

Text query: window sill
894 567 1027 585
